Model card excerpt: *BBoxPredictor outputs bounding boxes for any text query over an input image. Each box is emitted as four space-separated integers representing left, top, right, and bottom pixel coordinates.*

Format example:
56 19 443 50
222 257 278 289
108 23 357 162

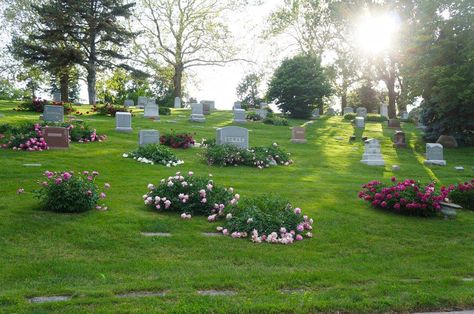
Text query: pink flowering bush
143 171 236 215
214 195 314 244
31 170 110 213
358 177 451 217
449 179 474 210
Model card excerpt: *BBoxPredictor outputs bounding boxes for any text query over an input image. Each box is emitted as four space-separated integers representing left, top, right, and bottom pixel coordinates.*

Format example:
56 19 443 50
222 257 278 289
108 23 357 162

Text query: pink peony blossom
296 234 303 241
294 207 301 215
100 192 106 199
17 188 24 194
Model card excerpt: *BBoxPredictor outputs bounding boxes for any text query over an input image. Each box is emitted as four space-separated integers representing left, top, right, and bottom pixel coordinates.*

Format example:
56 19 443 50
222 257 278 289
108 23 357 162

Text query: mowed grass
0 100 473 313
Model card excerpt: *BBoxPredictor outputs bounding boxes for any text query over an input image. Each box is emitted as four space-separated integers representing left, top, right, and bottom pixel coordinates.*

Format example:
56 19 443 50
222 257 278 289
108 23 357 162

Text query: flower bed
449 180 474 210
15 99 74 114
92 103 131 117
213 195 314 244
143 172 235 215
358 177 450 217
202 142 293 168
160 132 195 149
124 144 184 167
246 111 262 121
19 170 110 213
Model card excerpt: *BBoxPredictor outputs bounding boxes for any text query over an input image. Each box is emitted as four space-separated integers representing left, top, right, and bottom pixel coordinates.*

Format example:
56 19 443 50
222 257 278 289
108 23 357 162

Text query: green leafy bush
214 195 314 244
143 171 236 215
32 170 109 213
202 142 292 168
159 107 171 115
263 116 289 126
344 113 356 120
366 114 388 122
246 111 262 121
449 180 474 210
92 103 130 117
124 144 183 167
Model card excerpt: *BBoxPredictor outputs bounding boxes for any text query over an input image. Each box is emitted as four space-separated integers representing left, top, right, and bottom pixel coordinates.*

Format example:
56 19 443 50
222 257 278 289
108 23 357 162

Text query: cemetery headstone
143 100 159 120
260 102 269 109
392 165 401 171
44 127 69 149
356 107 367 118
400 111 409 120
43 105 64 123
311 108 320 120
52 91 61 102
291 127 307 144
189 103 205 122
233 101 242 110
139 130 160 147
115 112 133 132
393 130 407 148
455 166 464 171
216 126 249 149
201 102 211 115
380 104 389 118
137 96 148 109
256 109 267 119
355 117 365 128
343 107 354 115
174 97 181 108
360 138 385 166
326 108 335 116
424 143 446 166
436 135 458 148
233 109 246 124
124 99 134 107
201 100 215 111
388 119 401 128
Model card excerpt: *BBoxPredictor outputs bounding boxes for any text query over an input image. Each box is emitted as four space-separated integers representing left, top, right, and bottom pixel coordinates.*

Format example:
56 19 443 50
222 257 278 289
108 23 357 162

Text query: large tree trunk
87 67 96 105
59 71 69 103
341 87 347 115
173 63 183 99
387 82 397 119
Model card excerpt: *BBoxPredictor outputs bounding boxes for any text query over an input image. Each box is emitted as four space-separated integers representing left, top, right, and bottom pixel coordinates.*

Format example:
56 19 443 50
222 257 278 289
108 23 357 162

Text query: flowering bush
160 132 195 149
343 113 356 121
214 195 314 244
143 172 236 215
92 103 131 117
202 142 293 168
358 177 451 217
449 180 474 210
28 170 110 213
246 111 262 121
124 144 184 167
16 99 74 114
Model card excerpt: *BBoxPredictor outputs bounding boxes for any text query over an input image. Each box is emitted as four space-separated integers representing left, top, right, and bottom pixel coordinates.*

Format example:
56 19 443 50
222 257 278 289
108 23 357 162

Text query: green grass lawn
0 100 473 313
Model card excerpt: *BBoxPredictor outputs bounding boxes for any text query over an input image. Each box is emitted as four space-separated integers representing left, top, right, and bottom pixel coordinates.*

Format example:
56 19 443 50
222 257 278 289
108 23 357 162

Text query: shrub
92 103 130 117
358 177 451 217
159 107 171 115
263 116 289 126
143 171 236 215
202 142 293 168
16 99 74 114
246 111 262 121
124 144 184 167
213 195 314 244
449 180 474 210
160 132 195 149
31 170 110 213
343 113 356 121
366 114 388 122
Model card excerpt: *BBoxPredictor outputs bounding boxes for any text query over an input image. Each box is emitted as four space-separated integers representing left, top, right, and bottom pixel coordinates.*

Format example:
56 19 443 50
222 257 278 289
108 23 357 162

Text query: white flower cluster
164 160 184 167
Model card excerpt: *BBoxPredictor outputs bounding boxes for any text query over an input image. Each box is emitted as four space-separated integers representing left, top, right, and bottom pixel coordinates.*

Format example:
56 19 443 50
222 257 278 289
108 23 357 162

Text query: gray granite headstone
380 104 388 118
201 100 215 110
143 100 159 120
43 105 64 123
361 139 385 166
424 143 446 166
137 96 148 109
115 112 133 132
189 103 205 122
356 107 367 118
201 102 211 115
233 101 242 110
233 109 246 124
355 117 365 128
400 111 409 120
291 127 307 143
256 109 267 119
174 97 181 108
326 108 335 116
52 91 61 102
260 102 269 109
216 126 249 149
124 99 134 107
311 108 320 120
139 130 160 146
343 107 354 115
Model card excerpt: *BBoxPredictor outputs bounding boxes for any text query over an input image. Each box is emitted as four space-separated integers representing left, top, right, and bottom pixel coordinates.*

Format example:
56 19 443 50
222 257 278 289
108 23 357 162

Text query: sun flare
355 12 400 54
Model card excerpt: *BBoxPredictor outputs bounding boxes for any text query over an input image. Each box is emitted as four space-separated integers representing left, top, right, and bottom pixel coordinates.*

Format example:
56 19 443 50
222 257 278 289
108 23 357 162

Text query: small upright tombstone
174 97 181 109
355 117 365 128
311 108 320 120
201 100 215 111
233 102 242 110
52 91 61 102
43 105 64 123
143 99 159 120
44 127 69 149
216 126 249 149
380 104 389 119
388 119 401 129
116 112 133 132
137 96 148 109
360 139 385 166
356 107 367 118
124 99 134 107
291 127 307 144
424 143 446 166
343 107 354 115
326 108 335 116
393 130 407 148
256 109 267 119
233 109 246 124
400 111 409 120
201 102 211 115
139 130 160 147
189 103 205 122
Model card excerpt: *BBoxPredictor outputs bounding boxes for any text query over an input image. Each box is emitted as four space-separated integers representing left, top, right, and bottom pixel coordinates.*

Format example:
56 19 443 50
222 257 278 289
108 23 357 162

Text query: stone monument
360 139 385 166
115 112 133 132
343 107 354 115
44 127 69 149
137 96 148 109
174 97 181 109
124 99 134 107
139 130 160 147
233 109 246 124
355 117 365 128
143 99 159 120
356 107 367 118
216 126 249 149
393 130 407 148
380 104 388 119
43 105 64 123
291 127 307 144
189 103 205 122
424 143 446 166
388 119 401 129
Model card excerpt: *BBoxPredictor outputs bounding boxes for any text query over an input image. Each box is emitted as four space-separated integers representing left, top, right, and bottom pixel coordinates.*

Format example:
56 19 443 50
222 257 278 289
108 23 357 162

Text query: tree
267 54 332 118
16 0 136 104
134 0 246 99
236 73 263 109
346 80 382 113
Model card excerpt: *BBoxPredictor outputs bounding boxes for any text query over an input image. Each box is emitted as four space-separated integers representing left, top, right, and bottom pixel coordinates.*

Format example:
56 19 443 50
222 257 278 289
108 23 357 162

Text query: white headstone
355 117 365 128
311 108 320 120
137 96 148 109
424 143 446 166
380 104 389 118
356 107 367 118
115 112 132 132
360 139 385 166
189 103 205 122
139 130 160 146
43 105 64 123
143 100 159 120
124 99 134 107
216 126 249 149
233 109 246 124
233 102 242 110
174 97 181 108
256 109 267 119
343 107 354 115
